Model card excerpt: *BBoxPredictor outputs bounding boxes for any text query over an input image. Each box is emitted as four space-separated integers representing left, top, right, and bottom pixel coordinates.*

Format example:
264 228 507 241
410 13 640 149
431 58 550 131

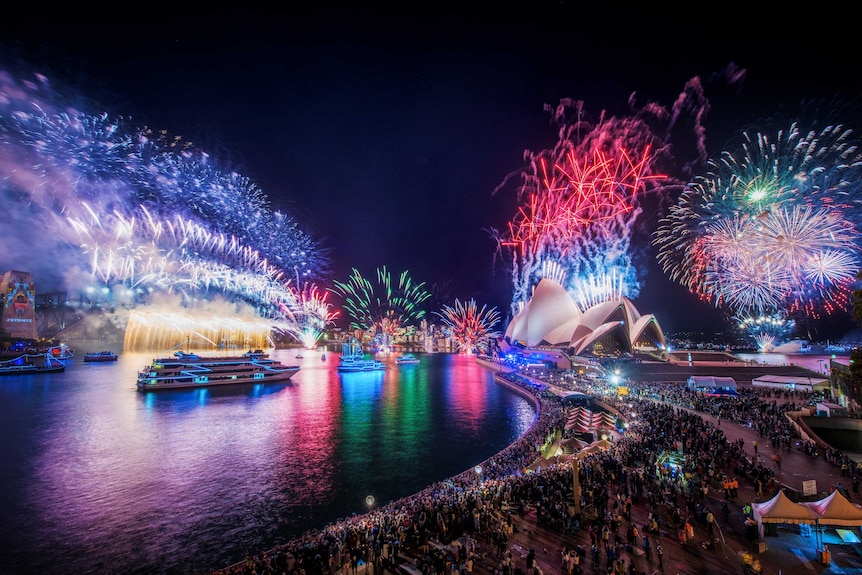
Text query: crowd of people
209 364 859 575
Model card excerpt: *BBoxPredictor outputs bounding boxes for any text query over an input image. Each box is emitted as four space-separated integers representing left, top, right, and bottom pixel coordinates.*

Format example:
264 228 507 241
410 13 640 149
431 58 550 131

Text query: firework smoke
0 70 327 347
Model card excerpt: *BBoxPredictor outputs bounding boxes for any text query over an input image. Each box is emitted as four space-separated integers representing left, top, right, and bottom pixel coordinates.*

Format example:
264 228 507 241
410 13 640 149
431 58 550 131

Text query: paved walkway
668 400 861 574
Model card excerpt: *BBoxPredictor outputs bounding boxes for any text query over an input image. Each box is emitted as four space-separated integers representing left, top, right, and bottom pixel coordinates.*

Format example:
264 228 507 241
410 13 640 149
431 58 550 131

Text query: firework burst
491 86 711 317
654 120 862 339
0 70 326 347
283 283 340 349
330 266 431 347
434 299 502 355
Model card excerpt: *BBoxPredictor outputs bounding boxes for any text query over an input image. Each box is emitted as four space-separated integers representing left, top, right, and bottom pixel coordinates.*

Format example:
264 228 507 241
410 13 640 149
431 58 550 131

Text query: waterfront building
496 277 666 368
1 270 38 341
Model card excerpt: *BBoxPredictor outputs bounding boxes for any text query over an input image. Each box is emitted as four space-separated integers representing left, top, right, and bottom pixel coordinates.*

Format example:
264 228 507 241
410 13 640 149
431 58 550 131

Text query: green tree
845 269 862 406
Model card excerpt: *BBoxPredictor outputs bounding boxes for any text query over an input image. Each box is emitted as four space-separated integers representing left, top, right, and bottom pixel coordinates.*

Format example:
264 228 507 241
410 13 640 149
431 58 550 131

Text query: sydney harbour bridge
34 291 89 341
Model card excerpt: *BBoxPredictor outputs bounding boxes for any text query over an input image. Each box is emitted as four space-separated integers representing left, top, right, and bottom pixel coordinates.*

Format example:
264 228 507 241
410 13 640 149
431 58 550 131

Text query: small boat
396 353 420 365
337 338 386 373
48 344 75 360
137 351 299 391
0 353 66 376
83 351 119 362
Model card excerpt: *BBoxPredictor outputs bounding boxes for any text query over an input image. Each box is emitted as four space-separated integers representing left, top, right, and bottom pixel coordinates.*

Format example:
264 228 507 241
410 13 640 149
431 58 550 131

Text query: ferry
0 353 66 376
337 339 386 373
83 350 119 362
395 353 420 365
136 351 300 391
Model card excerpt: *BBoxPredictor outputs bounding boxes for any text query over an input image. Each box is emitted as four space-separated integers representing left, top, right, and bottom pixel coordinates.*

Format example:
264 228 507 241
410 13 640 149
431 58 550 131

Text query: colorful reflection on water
0 349 534 575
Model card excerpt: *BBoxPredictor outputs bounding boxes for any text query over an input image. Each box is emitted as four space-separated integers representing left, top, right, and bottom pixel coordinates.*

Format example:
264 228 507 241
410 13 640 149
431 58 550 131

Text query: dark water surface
0 350 535 575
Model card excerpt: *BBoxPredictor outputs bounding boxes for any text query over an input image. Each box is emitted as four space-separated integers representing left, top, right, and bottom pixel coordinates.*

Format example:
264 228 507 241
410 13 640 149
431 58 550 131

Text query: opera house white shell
500 278 667 357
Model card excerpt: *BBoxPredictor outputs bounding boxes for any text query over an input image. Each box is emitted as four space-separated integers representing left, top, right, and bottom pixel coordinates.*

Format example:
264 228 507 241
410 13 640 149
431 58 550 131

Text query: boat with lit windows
337 339 386 373
83 350 119 362
242 349 269 359
136 351 300 391
395 353 420 365
0 353 66 376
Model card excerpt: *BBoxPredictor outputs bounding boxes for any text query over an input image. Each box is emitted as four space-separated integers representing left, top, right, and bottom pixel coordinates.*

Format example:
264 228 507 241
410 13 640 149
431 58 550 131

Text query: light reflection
443 354 489 434
13 349 534 574
197 389 210 405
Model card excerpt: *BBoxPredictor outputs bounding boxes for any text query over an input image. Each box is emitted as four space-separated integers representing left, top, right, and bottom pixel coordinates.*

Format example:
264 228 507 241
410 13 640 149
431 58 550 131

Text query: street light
365 495 375 512
474 465 483 484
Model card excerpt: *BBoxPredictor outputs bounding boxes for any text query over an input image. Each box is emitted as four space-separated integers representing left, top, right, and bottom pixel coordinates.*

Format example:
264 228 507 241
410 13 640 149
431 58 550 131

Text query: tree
844 270 862 407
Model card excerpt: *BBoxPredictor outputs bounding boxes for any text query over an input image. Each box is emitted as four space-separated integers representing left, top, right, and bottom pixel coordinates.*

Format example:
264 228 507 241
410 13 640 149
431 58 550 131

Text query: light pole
474 465 483 485
573 458 581 515
365 495 375 513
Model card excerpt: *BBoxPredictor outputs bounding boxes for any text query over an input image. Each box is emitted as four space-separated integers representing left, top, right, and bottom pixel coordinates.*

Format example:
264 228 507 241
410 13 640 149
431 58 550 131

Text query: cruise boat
395 353 420 365
337 339 386 373
83 350 119 362
243 349 269 359
136 351 300 391
0 353 66 376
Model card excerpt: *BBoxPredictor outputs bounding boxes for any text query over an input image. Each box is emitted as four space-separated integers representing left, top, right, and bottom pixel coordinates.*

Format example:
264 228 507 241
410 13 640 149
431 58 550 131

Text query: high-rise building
1 270 38 341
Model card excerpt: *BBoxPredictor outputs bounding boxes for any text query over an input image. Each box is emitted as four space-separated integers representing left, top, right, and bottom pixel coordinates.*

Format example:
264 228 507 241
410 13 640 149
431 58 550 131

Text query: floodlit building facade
497 278 666 364
1 270 38 341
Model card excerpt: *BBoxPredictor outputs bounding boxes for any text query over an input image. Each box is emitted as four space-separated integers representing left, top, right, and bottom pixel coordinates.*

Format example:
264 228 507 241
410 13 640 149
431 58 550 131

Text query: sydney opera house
496 278 667 369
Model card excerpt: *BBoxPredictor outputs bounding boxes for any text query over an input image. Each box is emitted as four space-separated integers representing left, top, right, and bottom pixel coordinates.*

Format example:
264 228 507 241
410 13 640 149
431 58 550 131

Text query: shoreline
211 358 862 575
210 358 554 574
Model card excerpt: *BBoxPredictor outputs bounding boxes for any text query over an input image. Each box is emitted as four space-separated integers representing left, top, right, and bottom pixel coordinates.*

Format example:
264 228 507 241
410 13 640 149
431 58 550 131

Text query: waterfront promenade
213 360 862 575
495 370 862 575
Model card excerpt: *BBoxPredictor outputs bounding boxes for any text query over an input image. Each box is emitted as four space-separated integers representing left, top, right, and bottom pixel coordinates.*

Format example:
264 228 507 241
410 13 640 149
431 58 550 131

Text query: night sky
3 6 861 338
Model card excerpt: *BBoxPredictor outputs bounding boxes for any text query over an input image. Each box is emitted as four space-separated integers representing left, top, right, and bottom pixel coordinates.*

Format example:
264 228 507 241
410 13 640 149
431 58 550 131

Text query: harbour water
0 349 535 575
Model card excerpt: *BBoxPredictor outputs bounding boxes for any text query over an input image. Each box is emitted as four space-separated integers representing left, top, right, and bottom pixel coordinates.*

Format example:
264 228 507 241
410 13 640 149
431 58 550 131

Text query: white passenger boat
337 339 386 373
136 351 299 391
83 350 119 362
395 353 420 365
0 353 66 376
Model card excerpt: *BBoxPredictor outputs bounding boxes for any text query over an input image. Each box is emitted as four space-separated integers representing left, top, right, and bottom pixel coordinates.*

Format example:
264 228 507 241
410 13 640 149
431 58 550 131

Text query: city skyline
2 7 862 341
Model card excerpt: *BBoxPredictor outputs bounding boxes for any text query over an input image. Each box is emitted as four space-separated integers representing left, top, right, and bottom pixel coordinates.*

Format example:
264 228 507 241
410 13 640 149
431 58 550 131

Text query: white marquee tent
752 489 862 543
752 490 816 540
752 374 830 393
802 489 862 527
687 375 737 393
